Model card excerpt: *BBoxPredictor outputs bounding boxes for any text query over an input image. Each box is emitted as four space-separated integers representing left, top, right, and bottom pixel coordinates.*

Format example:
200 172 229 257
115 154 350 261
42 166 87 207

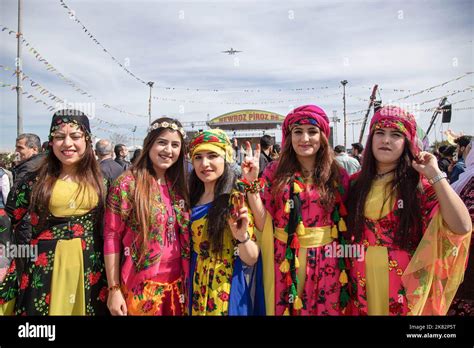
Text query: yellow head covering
189 129 234 163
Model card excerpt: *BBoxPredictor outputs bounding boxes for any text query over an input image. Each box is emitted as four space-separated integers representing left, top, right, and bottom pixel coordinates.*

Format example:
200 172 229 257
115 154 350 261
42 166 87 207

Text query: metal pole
131 126 136 149
332 110 338 145
334 121 337 145
16 0 23 136
147 81 154 125
424 97 447 142
341 80 348 148
358 84 378 143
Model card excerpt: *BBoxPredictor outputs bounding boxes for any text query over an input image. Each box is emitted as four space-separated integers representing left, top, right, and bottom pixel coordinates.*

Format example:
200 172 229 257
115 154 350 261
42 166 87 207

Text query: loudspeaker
441 104 452 123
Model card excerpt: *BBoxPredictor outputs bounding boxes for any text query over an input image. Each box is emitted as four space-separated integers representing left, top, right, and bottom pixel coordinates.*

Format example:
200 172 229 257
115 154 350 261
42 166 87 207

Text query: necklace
159 179 176 245
301 168 313 179
375 169 395 180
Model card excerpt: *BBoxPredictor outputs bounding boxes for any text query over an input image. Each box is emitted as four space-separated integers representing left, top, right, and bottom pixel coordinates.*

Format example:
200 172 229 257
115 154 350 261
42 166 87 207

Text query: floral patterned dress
448 176 474 316
347 173 471 315
0 174 108 315
190 197 263 316
260 161 349 315
104 173 190 315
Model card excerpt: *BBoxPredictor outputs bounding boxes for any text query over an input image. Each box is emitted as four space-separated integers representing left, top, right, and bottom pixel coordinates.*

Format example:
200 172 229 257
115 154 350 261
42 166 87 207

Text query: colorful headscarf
282 105 330 146
370 105 420 156
189 129 234 163
49 109 92 142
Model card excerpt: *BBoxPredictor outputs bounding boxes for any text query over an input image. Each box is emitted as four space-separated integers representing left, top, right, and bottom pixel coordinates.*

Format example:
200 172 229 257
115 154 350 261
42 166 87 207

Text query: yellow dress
190 197 256 316
0 179 101 315
48 179 98 315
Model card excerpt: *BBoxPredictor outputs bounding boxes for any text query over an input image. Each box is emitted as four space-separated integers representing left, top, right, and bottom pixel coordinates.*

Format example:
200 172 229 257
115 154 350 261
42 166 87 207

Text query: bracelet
236 232 250 245
428 172 447 185
108 284 121 292
237 178 264 194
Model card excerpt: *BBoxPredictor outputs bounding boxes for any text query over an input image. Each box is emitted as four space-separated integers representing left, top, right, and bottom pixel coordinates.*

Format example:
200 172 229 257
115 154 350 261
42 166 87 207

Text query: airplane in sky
222 48 242 55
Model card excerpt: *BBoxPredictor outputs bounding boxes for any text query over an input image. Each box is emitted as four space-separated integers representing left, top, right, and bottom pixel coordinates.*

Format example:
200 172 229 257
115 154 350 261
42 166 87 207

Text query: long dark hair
131 117 189 258
272 130 341 210
346 134 423 252
189 162 236 254
30 133 105 224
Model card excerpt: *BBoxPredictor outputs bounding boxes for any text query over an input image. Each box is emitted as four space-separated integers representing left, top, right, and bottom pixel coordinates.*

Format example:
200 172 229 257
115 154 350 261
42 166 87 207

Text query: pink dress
347 174 470 315
261 161 349 315
104 173 190 315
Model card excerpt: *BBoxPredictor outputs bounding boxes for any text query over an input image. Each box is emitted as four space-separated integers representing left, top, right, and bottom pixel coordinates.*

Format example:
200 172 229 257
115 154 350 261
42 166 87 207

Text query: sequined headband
147 121 186 139
49 111 92 142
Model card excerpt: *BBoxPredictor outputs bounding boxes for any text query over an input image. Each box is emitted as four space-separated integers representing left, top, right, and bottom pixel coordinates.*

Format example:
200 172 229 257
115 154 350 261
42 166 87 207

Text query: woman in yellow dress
0 109 108 315
345 105 471 315
188 129 265 315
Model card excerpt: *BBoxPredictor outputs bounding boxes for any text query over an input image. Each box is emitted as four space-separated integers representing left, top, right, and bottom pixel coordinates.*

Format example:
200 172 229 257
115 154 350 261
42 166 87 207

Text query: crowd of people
0 104 472 316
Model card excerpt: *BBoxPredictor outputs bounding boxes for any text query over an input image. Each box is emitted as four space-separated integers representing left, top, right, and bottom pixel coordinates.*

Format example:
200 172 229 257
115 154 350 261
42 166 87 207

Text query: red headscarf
369 105 420 157
282 105 330 147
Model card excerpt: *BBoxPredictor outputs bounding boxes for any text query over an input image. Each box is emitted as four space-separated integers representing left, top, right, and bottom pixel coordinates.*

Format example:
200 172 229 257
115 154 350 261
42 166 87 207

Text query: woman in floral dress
0 109 108 315
345 105 471 315
104 117 190 316
188 129 264 316
243 105 350 315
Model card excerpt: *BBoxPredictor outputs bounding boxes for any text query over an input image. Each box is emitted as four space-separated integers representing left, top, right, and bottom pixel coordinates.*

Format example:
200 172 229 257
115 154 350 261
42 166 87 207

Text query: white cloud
0 0 472 151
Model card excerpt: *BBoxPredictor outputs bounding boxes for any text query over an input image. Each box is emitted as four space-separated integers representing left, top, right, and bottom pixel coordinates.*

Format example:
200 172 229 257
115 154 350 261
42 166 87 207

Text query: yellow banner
209 110 285 124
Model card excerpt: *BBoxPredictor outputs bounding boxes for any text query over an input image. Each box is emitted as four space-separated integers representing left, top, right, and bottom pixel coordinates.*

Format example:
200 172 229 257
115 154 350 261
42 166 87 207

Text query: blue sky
0 0 473 151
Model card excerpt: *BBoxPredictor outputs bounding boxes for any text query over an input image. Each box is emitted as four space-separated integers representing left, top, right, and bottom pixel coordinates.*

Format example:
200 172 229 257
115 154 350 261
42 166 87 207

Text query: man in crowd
12 133 44 190
7 133 44 276
95 139 125 184
351 142 364 164
259 135 274 176
451 135 472 183
334 145 361 175
438 145 456 176
114 143 131 171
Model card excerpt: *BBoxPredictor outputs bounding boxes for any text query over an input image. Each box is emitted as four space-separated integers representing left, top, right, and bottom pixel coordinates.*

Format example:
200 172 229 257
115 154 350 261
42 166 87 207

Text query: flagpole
16 0 23 135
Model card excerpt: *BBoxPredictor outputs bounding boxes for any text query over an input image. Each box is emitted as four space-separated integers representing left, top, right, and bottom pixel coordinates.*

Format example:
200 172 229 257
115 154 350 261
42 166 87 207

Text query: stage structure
182 109 286 146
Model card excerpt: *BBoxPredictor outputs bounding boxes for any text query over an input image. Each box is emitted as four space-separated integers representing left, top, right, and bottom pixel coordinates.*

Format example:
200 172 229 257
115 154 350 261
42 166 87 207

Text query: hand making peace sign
241 141 261 182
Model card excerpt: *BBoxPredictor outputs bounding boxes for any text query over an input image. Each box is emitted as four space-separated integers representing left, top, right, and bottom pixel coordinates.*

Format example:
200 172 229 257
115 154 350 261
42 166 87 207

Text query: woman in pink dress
103 117 190 316
345 106 471 315
244 105 350 315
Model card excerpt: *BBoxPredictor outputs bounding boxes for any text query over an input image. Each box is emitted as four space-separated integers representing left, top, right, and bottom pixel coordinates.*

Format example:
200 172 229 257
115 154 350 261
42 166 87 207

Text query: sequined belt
33 212 97 241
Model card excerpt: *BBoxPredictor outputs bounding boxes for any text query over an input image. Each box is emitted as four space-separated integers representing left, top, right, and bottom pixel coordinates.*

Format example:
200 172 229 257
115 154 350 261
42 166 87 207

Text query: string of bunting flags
394 72 473 101
1 80 60 112
0 78 139 132
1 24 95 98
344 104 474 125
347 79 473 116
3 23 473 96
57 2 348 94
0 59 148 118
92 125 143 142
2 24 349 96
58 0 148 86
0 82 140 140
416 87 474 106
153 92 342 105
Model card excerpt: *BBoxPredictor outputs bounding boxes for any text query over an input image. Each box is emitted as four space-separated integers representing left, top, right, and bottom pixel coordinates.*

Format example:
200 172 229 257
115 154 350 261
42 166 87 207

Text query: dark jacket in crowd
100 158 125 184
115 158 131 171
11 153 45 191
259 151 273 177
438 157 451 176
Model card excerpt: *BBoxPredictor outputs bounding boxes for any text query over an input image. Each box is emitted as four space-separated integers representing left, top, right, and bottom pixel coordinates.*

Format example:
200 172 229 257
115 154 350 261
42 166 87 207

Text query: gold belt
274 225 333 248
